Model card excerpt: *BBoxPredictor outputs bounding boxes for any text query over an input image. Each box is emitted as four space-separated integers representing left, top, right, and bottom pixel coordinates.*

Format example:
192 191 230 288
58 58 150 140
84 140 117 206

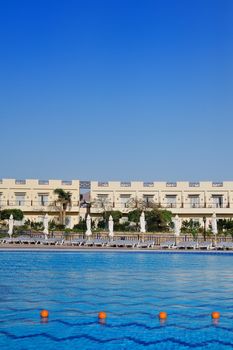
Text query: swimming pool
0 251 233 350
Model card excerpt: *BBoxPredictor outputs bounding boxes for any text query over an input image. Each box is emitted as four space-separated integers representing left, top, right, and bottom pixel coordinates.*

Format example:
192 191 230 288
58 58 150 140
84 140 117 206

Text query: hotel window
212 182 223 187
166 182 177 187
212 195 223 208
38 194 49 206
97 194 109 200
15 193 25 206
143 194 154 206
98 182 109 187
95 194 109 207
38 180 49 185
62 180 72 185
0 193 2 206
165 195 177 208
120 194 131 207
0 179 2 184
188 195 200 208
15 180 26 185
120 182 131 187
143 182 154 187
189 182 200 187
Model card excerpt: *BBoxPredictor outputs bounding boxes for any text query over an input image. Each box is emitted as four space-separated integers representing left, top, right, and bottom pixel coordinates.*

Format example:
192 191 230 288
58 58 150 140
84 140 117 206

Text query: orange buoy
98 311 107 319
211 311 220 319
158 311 167 320
40 309 49 318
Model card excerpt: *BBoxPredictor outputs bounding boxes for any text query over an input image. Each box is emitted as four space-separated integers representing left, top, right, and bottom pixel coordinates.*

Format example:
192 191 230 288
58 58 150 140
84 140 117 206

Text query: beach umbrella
8 214 14 237
43 213 49 240
174 215 181 237
140 212 146 233
140 211 146 242
85 214 92 239
211 213 218 235
108 215 114 239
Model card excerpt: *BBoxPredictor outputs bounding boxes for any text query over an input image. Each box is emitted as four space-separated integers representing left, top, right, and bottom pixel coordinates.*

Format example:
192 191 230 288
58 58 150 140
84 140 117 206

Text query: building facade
0 179 80 227
90 181 233 226
1 179 233 227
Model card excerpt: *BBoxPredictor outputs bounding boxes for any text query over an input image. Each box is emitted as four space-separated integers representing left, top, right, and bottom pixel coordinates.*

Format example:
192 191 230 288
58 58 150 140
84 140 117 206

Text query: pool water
0 252 233 349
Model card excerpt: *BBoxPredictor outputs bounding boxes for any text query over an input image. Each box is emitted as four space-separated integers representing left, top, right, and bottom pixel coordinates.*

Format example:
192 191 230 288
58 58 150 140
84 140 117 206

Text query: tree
181 219 201 240
145 209 172 232
126 196 157 211
128 209 141 224
0 209 24 221
91 196 113 229
53 189 72 225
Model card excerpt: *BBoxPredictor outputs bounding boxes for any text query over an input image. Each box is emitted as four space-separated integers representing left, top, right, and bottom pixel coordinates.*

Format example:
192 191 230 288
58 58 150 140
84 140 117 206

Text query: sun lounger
92 239 109 247
1 237 21 244
160 241 176 249
176 241 198 249
138 240 155 248
223 242 233 250
70 238 86 246
18 236 38 244
198 241 213 250
215 242 225 250
106 240 120 247
215 241 233 250
84 240 95 246
39 238 63 245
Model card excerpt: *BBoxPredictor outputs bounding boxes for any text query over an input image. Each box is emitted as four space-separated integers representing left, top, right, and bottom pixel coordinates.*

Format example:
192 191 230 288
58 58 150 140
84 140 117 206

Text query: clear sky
0 0 233 182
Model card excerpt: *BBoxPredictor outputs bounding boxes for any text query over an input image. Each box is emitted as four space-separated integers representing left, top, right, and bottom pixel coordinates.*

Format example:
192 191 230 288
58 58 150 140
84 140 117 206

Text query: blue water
0 252 233 349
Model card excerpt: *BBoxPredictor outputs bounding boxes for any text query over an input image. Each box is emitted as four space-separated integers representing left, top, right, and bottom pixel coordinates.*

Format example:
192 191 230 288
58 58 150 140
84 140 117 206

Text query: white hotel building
0 179 233 227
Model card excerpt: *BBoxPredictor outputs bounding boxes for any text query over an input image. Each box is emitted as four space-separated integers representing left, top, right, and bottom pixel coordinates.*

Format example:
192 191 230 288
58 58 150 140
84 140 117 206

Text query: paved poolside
0 244 233 254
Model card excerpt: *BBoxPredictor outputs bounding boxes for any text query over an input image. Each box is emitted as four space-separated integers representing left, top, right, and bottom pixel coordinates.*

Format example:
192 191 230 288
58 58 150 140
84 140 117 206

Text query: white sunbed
215 241 233 250
160 241 176 249
84 240 95 246
39 238 63 245
223 242 233 250
198 241 213 250
18 236 38 244
106 240 122 247
215 242 225 250
138 240 155 248
92 239 109 247
70 238 86 246
176 241 198 249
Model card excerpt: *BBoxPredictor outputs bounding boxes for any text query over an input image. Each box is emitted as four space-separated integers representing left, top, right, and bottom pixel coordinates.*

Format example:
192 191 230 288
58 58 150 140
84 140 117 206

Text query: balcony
0 200 80 211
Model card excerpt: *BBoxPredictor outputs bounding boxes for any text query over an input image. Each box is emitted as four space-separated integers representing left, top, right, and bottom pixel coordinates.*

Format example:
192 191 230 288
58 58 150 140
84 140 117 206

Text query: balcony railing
189 182 200 187
120 182 131 187
38 180 49 185
62 180 72 185
0 200 80 209
15 180 26 185
98 182 109 187
212 182 223 187
166 182 177 187
143 182 154 187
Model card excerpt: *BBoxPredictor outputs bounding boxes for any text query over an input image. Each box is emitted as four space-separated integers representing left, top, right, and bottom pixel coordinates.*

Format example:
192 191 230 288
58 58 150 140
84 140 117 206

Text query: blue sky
0 0 232 181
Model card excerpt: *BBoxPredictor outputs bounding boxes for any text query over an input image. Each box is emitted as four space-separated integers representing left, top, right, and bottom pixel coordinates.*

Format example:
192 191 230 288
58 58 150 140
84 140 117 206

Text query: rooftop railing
38 180 49 185
15 180 26 185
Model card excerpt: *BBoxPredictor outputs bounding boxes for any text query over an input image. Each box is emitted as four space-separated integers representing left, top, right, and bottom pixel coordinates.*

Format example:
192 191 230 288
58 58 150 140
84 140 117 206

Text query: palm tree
53 189 72 225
